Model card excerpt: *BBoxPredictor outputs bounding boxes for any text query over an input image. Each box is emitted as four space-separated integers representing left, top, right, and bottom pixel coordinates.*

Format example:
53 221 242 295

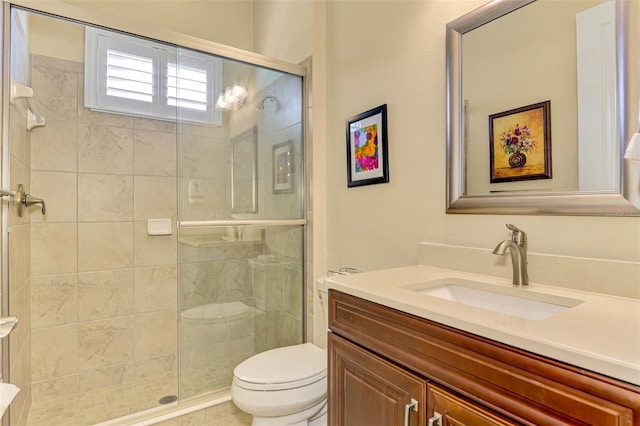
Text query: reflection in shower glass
7 6 304 425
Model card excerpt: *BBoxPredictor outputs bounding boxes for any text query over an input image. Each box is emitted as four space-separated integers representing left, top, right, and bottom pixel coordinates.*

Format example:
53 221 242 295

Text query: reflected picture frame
346 104 389 187
489 101 552 184
273 140 293 194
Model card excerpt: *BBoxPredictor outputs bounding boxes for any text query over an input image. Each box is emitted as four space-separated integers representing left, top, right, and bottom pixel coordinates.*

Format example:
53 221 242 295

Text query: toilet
231 278 329 426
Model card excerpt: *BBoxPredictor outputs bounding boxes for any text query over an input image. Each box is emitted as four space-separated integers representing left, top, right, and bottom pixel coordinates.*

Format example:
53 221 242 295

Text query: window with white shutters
85 26 222 126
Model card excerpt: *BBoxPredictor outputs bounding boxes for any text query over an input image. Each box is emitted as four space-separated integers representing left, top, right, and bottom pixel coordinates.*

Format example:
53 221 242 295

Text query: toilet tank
316 277 329 330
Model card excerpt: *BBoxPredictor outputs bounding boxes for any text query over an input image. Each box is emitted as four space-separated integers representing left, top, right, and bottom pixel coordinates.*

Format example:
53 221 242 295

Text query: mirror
446 0 640 215
231 126 258 214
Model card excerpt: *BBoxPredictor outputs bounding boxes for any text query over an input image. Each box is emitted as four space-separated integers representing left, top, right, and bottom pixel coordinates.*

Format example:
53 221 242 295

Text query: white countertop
325 265 640 387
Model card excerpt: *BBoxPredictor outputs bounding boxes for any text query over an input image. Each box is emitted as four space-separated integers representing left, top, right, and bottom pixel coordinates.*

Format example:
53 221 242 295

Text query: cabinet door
427 383 518 426
329 333 427 426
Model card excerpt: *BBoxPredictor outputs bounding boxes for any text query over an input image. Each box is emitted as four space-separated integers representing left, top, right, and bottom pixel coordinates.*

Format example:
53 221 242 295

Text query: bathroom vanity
325 267 640 425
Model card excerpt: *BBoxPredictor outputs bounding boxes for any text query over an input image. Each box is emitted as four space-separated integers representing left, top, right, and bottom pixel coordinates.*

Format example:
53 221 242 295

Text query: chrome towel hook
17 184 46 217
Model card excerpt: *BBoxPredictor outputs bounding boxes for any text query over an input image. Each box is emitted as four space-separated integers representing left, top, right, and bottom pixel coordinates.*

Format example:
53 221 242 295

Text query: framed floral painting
346 104 389 187
489 101 552 183
273 141 293 194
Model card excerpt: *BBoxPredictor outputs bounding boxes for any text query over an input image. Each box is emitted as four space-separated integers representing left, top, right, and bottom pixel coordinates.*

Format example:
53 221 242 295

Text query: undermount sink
414 281 583 320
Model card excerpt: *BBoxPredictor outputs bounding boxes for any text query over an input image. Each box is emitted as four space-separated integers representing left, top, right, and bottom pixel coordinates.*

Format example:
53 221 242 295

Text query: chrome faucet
493 224 528 286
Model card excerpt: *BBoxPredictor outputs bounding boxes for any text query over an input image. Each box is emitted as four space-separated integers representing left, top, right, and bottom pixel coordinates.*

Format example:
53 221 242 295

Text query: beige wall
61 0 255 53
323 0 640 279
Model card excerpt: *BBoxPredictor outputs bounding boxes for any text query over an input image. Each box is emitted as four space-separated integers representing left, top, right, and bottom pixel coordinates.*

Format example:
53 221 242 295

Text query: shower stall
1 3 308 425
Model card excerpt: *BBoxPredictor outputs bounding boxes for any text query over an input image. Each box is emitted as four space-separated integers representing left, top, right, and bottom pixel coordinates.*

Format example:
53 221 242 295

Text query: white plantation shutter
85 27 222 125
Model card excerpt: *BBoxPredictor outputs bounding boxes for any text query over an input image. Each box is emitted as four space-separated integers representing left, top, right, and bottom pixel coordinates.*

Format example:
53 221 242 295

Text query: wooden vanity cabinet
328 289 640 426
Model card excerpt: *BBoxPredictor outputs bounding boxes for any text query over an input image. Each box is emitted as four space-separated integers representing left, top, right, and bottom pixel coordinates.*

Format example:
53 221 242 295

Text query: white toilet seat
233 343 327 391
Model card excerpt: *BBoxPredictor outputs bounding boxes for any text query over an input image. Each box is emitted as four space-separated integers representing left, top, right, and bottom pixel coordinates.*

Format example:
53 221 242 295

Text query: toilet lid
234 343 327 391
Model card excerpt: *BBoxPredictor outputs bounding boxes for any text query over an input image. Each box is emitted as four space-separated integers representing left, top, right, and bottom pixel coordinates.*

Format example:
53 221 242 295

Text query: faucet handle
506 223 527 244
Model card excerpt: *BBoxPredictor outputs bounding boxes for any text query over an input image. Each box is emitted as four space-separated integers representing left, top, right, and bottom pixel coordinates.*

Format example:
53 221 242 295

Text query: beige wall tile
9 107 30 169
32 325 78 381
78 222 133 271
134 353 177 378
134 176 177 220
9 224 29 295
31 374 78 402
31 119 78 172
31 65 77 121
78 173 133 221
9 283 30 365
78 363 135 392
180 134 226 179
30 171 77 223
78 317 134 371
134 130 177 177
134 222 178 267
134 310 177 361
78 270 134 321
31 274 78 328
31 223 77 276
134 266 178 313
133 117 177 134
78 123 133 174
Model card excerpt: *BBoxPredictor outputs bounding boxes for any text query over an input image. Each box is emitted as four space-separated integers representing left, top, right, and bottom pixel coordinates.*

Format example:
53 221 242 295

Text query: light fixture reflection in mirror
446 0 640 216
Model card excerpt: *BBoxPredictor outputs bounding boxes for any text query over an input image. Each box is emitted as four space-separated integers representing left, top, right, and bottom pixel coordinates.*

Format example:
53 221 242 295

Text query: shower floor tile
27 371 178 426
27 355 252 425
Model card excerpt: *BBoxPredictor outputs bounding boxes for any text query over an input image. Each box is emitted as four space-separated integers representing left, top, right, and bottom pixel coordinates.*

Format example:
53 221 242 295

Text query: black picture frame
345 104 389 187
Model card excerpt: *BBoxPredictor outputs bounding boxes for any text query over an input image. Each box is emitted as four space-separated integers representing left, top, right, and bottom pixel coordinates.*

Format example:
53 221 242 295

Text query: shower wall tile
133 310 178 361
31 119 78 172
9 337 30 426
178 122 226 139
134 176 177 220
31 65 77 121
283 267 303 319
9 224 29 295
31 274 78 328
77 222 133 271
31 324 78 381
9 107 30 169
78 317 134 371
265 265 284 311
134 130 177 177
180 134 226 179
134 222 178 267
134 266 178 313
30 170 77 223
32 373 78 403
133 117 177 134
180 261 225 307
78 124 134 174
78 363 135 392
224 259 252 300
178 177 227 221
78 270 135 321
32 54 83 73
30 223 77 276
134 353 177 378
78 173 134 221
9 283 30 364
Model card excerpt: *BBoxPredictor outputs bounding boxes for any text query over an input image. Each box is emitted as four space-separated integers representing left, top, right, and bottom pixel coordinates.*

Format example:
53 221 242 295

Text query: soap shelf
10 79 46 131
0 316 18 339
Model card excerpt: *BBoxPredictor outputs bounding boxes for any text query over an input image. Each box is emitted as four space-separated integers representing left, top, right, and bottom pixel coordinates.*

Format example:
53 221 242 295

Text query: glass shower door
176 52 305 399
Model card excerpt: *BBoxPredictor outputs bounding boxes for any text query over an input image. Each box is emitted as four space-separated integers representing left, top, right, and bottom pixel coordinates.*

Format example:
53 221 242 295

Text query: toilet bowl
231 278 329 426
